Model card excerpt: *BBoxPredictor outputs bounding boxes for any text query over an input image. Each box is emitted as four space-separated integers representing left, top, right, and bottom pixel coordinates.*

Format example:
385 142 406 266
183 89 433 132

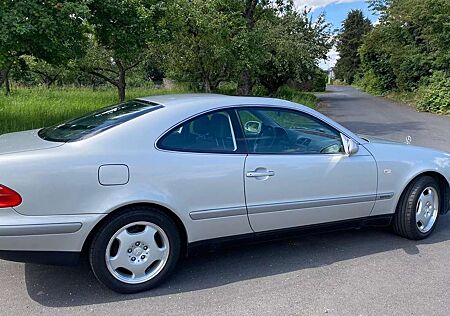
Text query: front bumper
0 208 105 253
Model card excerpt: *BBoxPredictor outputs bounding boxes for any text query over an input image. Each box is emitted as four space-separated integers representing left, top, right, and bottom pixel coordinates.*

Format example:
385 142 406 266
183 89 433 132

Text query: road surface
1 86 450 316
318 85 450 152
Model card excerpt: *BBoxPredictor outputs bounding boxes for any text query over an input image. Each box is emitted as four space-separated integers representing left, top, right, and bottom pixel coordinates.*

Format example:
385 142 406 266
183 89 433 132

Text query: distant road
318 85 450 152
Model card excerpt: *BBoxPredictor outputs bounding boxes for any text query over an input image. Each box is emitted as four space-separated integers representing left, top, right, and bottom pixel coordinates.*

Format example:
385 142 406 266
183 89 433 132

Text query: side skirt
187 214 393 255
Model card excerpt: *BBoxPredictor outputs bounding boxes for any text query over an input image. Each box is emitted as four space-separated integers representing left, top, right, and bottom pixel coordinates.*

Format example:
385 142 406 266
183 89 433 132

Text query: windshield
38 100 162 142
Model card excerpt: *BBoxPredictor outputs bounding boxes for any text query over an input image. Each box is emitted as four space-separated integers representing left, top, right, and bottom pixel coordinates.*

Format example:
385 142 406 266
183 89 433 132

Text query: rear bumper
0 250 80 265
0 208 105 253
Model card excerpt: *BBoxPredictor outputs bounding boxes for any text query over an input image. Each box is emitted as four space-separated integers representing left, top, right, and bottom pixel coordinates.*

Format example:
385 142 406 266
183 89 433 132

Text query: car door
156 109 252 241
236 107 378 232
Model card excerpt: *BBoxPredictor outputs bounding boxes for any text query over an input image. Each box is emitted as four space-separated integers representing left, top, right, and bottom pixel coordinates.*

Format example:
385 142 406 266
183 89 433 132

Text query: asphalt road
2 86 450 316
318 85 450 152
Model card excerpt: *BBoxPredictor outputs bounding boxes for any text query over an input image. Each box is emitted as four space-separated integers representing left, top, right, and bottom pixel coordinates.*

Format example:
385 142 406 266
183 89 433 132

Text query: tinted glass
39 100 161 142
237 108 343 154
158 111 237 153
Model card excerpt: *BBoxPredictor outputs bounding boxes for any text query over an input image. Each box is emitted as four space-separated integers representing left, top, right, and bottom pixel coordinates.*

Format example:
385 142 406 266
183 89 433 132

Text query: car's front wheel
393 176 441 240
89 206 181 293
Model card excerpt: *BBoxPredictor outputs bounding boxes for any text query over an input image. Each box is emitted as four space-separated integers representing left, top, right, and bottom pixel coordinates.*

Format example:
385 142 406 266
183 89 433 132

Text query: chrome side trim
0 222 82 236
248 194 378 215
377 192 395 200
190 207 247 220
190 193 395 220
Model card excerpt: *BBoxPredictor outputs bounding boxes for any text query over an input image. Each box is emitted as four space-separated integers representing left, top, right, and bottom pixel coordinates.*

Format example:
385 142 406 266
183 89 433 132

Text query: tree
235 0 294 95
334 10 372 84
82 0 166 101
359 0 450 93
165 0 331 94
257 9 332 93
164 0 243 92
23 57 68 88
0 0 89 94
235 0 259 95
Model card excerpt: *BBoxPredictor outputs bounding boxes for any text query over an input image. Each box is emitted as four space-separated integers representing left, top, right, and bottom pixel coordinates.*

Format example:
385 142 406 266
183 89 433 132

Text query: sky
293 0 378 70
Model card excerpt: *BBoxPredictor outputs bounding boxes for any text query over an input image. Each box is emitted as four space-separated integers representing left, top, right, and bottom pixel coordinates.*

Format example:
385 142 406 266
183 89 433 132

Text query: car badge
405 135 412 145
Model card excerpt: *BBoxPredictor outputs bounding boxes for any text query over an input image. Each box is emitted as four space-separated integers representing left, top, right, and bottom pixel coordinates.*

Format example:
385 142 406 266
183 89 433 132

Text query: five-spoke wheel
89 207 181 293
105 221 170 284
393 176 441 240
415 187 439 233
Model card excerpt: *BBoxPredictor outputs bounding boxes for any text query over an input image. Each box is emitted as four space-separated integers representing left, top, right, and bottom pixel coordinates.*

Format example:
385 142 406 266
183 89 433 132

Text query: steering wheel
254 125 276 152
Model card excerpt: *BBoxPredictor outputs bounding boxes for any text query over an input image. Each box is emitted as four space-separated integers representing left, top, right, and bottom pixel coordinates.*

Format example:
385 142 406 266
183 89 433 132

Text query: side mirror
341 134 359 155
244 121 262 134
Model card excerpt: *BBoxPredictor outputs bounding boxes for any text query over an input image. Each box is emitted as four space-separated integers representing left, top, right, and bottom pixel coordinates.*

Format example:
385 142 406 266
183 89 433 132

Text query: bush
332 79 347 85
354 69 385 95
417 72 450 114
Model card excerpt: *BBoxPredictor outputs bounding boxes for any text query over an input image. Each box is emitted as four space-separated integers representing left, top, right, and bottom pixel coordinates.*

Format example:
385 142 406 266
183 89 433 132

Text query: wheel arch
397 171 450 214
81 202 188 256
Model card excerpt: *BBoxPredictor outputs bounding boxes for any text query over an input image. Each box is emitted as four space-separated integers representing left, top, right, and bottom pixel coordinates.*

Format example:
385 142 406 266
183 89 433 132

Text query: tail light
0 185 22 208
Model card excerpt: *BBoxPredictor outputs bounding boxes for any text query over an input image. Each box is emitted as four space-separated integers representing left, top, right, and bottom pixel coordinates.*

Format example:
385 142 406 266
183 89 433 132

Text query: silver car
0 94 449 293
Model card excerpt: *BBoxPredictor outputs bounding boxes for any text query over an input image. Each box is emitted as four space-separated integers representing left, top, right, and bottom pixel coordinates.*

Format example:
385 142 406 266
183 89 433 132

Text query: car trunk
0 129 63 155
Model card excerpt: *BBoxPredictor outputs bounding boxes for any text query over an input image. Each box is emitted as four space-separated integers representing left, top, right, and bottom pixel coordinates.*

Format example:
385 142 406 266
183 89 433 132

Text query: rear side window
39 100 162 142
158 111 237 153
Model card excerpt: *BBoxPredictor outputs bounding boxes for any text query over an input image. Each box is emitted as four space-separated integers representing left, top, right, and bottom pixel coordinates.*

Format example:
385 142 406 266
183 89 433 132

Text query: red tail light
0 185 22 208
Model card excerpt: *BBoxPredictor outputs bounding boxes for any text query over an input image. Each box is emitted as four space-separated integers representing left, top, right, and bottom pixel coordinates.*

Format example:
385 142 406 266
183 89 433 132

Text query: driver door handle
246 170 275 178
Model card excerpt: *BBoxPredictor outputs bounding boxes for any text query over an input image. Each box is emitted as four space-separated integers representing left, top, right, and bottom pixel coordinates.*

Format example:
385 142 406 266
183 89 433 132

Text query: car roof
136 93 304 112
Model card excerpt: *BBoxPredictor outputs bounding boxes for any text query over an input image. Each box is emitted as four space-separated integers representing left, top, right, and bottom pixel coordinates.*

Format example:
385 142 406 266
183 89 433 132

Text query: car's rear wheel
393 176 441 240
89 207 181 293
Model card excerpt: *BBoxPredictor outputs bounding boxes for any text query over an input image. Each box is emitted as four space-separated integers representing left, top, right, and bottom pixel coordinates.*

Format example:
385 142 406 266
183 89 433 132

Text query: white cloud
295 0 361 11
319 46 339 70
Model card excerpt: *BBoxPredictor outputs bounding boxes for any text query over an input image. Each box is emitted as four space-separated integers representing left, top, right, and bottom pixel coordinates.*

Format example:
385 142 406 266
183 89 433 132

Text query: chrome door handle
246 170 275 177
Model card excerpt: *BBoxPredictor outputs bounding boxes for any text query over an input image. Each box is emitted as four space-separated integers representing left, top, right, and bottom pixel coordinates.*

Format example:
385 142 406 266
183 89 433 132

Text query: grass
273 87 318 108
384 90 419 108
0 85 318 135
0 86 190 134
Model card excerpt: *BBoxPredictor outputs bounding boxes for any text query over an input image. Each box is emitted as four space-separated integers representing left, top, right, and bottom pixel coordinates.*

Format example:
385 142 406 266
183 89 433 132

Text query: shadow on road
24 216 450 307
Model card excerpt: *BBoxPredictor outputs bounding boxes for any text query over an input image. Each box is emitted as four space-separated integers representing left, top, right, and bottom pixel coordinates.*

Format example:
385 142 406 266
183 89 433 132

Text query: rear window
38 100 162 142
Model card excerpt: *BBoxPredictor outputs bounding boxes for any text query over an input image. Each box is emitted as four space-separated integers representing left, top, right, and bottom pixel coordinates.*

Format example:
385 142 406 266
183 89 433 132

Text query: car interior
159 111 236 152
159 108 344 154
238 108 344 154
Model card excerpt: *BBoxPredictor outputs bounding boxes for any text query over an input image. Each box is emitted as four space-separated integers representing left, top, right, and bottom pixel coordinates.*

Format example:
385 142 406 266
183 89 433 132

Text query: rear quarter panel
0 110 252 243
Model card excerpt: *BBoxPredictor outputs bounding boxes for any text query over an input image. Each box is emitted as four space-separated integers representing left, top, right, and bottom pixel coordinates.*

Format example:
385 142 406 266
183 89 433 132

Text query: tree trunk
5 75 11 95
203 76 212 93
116 60 126 102
4 68 11 96
45 73 60 88
2 61 13 96
117 73 126 102
237 70 252 95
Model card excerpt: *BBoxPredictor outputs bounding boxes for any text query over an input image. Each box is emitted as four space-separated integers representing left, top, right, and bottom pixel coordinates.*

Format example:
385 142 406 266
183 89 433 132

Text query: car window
38 100 162 142
158 111 237 153
237 107 344 154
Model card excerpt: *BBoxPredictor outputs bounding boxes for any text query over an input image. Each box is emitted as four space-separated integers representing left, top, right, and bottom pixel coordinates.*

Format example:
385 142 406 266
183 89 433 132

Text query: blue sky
294 0 378 69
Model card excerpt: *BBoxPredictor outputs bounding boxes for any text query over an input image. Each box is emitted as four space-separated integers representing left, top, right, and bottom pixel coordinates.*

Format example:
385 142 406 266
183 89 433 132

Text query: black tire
393 176 441 240
89 206 181 294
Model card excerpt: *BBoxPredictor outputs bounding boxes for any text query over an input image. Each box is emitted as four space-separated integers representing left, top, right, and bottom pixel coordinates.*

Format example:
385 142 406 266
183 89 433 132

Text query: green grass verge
0 86 318 135
384 90 419 108
273 87 318 109
0 86 190 134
